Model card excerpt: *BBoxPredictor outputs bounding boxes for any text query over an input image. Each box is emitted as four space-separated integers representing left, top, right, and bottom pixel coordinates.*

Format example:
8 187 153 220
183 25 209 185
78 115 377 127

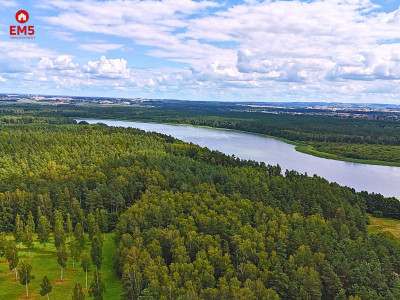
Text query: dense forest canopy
0 105 400 299
1 102 400 165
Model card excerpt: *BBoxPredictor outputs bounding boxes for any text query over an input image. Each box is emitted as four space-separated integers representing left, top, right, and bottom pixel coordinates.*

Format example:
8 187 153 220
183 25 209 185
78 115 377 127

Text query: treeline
0 109 399 298
3 102 400 164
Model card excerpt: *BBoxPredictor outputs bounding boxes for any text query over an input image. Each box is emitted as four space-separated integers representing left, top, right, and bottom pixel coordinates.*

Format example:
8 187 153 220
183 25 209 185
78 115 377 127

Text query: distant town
1 93 400 121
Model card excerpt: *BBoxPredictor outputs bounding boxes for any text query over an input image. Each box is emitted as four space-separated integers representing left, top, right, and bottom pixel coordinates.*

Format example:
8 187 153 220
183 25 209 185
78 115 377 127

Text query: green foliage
54 218 66 249
13 214 23 244
37 215 52 245
19 260 34 297
89 269 106 300
72 282 86 300
74 223 86 250
58 245 68 281
373 211 383 218
27 211 35 232
22 225 34 257
81 253 92 289
5 241 19 276
40 275 53 298
70 237 83 267
0 107 398 299
91 235 103 270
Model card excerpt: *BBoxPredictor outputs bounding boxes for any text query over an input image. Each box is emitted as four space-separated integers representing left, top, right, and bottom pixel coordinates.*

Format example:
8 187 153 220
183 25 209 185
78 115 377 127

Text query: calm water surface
79 119 400 199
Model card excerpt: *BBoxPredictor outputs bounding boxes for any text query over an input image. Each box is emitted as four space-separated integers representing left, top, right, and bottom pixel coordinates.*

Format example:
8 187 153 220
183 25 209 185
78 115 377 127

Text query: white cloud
83 55 130 78
0 0 17 8
0 0 396 102
79 43 124 53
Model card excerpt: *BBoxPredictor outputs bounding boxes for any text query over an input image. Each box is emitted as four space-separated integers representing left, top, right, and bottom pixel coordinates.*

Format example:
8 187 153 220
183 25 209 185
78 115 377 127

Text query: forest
2 102 400 165
0 105 400 299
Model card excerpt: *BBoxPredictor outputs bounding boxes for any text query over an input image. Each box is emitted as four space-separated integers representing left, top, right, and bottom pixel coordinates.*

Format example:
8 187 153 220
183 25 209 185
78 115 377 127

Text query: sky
0 0 400 103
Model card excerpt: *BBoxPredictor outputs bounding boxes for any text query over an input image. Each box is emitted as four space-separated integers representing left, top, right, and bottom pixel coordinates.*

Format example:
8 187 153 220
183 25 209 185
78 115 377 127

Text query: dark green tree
81 253 91 289
23 225 34 257
74 223 85 250
89 269 106 300
13 214 23 244
37 215 52 247
40 275 52 300
90 235 103 270
27 211 35 232
19 260 34 298
66 213 73 242
57 245 68 281
72 282 85 300
70 238 82 268
87 213 96 240
54 219 66 249
5 241 19 281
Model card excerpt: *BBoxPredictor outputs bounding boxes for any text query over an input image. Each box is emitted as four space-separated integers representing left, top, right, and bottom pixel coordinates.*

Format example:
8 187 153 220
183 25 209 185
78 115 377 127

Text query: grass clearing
0 233 122 299
368 215 400 239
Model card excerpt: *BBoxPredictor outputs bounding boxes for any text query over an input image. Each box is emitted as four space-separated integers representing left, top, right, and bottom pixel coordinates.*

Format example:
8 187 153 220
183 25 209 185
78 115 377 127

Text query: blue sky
0 0 400 102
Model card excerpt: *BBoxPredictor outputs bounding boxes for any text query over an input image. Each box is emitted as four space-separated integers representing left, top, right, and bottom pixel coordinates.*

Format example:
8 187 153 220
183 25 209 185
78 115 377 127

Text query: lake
78 119 400 199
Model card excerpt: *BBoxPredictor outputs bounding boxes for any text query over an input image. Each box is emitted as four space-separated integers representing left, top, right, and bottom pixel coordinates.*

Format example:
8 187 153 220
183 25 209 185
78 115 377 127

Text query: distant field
0 233 122 300
368 216 400 239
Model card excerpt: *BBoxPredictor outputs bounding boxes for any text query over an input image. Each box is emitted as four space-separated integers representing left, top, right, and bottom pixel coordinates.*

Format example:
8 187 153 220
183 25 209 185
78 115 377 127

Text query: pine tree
81 253 91 289
19 261 34 298
90 235 103 270
0 232 6 257
72 282 85 300
13 214 24 244
37 215 51 247
66 213 73 242
54 219 66 249
5 241 19 281
70 238 82 268
57 245 68 281
27 211 35 232
40 275 52 300
87 213 96 240
97 209 108 239
74 223 85 249
89 269 106 300
23 225 34 257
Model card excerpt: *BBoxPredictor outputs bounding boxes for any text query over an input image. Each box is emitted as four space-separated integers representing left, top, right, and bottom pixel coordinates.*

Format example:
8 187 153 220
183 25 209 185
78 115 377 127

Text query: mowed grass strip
0 233 122 300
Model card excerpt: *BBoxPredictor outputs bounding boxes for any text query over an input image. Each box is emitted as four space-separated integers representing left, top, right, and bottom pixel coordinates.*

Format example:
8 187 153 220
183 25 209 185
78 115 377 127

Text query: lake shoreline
75 117 400 168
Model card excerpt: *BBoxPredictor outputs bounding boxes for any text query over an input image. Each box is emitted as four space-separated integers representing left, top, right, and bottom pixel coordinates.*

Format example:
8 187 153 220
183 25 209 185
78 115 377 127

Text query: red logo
16 10 29 24
10 10 34 39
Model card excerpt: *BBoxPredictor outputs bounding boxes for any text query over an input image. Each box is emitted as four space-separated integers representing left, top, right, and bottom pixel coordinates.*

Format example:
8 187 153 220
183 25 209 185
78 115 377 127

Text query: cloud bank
1 0 400 102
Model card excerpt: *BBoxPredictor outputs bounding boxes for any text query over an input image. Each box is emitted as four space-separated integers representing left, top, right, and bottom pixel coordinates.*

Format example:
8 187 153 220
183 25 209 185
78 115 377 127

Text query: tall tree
87 213 96 240
5 241 19 281
70 238 82 268
74 223 85 250
13 214 23 244
90 235 103 270
40 275 52 300
57 245 68 281
54 219 66 249
23 225 34 257
97 209 108 239
0 232 6 257
81 253 91 289
72 282 85 300
27 211 35 232
19 261 34 298
37 215 51 247
66 213 73 242
89 269 106 300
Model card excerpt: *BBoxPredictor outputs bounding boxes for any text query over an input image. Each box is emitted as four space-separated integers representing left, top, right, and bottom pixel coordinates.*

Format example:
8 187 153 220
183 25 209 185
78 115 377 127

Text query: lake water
78 119 400 199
